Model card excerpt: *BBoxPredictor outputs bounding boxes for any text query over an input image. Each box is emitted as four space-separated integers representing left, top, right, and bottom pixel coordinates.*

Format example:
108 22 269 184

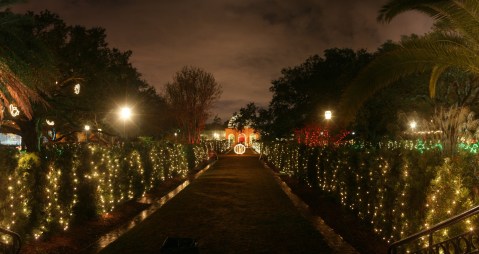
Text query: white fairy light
9 105 19 117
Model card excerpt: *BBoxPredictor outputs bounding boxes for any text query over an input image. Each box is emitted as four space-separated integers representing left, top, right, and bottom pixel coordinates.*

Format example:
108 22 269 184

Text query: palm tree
0 0 48 121
0 62 44 120
340 0 479 122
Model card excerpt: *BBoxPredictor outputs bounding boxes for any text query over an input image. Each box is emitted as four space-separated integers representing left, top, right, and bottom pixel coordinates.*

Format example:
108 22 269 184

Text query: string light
262 139 477 248
0 140 228 243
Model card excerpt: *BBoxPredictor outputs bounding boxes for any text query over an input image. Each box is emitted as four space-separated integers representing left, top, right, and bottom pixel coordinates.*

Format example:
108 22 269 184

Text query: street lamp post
409 121 417 139
324 110 332 120
84 124 90 142
46 119 55 141
409 120 417 131
324 110 332 145
119 106 132 139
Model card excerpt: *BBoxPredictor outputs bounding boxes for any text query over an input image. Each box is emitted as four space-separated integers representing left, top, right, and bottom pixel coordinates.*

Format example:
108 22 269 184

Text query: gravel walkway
99 151 332 254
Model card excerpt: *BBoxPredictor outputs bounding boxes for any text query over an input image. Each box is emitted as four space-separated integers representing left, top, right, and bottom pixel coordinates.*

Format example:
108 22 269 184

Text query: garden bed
20 174 193 254
279 175 388 254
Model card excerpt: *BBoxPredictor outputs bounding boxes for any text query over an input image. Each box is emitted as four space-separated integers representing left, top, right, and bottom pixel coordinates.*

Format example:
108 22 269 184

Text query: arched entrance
238 133 246 144
249 134 256 144
228 134 235 146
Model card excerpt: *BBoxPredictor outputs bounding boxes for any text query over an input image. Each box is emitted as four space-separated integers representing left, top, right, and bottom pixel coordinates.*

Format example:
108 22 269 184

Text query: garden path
97 149 355 253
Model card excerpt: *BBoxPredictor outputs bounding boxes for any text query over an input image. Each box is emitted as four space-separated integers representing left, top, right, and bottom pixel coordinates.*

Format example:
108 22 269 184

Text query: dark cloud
11 0 433 122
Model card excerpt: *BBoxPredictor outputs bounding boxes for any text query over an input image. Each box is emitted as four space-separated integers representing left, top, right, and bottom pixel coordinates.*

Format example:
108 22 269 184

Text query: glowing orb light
119 106 132 120
74 83 81 94
46 119 55 126
409 121 417 130
324 110 332 120
234 144 246 154
9 104 19 117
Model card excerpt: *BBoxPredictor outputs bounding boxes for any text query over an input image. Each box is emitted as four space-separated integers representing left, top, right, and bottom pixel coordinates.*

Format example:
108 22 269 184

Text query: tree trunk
17 118 42 152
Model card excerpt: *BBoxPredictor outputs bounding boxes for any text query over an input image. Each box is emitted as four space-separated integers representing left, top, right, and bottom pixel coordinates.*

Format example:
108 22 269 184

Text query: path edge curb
260 159 360 254
80 159 218 253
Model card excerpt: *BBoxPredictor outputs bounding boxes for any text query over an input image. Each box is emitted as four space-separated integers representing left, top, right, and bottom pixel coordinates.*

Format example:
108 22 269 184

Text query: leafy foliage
0 140 227 241
341 0 479 122
267 49 373 137
0 10 171 151
0 11 52 121
235 49 374 140
262 141 479 246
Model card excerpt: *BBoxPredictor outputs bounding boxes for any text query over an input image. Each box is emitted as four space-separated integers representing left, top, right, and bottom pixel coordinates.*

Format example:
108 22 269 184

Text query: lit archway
238 133 246 144
249 134 256 145
228 134 235 146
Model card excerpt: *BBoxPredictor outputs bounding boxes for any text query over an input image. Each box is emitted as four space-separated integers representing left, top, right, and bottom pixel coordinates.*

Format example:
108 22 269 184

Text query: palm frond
429 65 448 98
431 0 479 44
340 38 479 122
378 0 443 23
379 0 479 44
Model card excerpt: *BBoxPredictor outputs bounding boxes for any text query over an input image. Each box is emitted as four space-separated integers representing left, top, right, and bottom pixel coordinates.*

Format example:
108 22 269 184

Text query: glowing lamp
325 110 332 120
84 125 91 131
119 107 132 120
46 119 55 126
409 121 417 130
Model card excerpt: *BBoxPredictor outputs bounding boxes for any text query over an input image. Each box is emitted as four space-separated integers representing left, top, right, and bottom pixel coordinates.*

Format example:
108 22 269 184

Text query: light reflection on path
79 161 216 254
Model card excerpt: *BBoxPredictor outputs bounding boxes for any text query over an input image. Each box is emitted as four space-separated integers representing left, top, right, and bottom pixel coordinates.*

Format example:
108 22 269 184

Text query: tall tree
0 62 45 120
165 66 222 144
0 10 59 151
229 102 277 140
0 9 51 122
1 10 169 150
349 40 434 142
341 0 479 122
267 48 373 138
230 103 259 131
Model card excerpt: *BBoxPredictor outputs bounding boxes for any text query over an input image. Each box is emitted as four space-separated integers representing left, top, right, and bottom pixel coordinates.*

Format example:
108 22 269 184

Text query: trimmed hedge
0 140 228 241
261 141 479 247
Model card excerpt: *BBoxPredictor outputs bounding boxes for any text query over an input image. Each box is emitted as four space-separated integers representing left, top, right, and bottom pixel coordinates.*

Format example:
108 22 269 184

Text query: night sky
11 0 433 122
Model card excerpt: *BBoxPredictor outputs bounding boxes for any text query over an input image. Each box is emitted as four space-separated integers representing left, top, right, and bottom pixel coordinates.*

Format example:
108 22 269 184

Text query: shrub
261 141 478 244
0 141 221 242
